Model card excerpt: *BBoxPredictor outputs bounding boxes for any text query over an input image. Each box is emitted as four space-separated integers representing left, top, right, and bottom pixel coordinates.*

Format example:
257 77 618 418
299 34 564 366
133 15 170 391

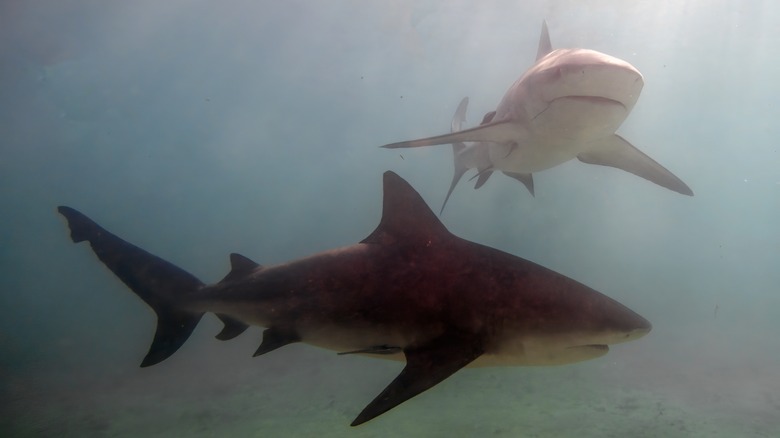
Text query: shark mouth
567 344 610 352
555 95 628 110
533 95 627 121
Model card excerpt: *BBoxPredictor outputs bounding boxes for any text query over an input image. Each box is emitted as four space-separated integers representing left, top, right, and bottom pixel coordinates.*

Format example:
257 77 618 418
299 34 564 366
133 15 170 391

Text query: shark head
511 47 644 133
474 267 652 366
484 274 652 366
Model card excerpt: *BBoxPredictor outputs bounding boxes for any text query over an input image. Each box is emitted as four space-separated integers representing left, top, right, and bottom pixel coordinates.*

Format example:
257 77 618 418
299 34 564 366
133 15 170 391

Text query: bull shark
384 21 693 201
57 171 651 426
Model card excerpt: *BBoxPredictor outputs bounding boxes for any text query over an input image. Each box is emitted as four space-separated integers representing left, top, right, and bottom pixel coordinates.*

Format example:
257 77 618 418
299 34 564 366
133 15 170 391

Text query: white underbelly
298 325 609 367
489 97 629 173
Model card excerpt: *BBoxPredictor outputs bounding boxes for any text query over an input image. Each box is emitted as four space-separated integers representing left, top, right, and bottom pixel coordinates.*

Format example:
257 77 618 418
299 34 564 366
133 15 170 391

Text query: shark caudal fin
441 97 470 215
57 206 205 367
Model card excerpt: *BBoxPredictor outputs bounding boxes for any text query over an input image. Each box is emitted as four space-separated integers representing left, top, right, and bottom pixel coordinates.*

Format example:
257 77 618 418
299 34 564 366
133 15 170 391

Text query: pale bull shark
57 171 651 426
384 21 693 204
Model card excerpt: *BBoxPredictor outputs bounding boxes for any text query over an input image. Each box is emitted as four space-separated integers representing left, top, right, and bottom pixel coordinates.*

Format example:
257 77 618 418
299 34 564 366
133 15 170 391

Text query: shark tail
441 97 470 214
58 206 206 367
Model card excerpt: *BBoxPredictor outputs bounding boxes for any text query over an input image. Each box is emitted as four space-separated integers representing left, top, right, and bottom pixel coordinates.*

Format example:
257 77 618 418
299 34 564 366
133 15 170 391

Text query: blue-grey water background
2 1 779 436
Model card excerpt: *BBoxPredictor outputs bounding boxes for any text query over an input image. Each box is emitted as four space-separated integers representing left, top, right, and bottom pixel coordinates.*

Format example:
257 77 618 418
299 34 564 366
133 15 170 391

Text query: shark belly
295 324 611 367
489 97 630 172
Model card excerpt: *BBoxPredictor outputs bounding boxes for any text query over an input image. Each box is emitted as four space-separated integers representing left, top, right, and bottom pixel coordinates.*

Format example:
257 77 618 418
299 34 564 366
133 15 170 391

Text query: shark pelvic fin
215 314 250 340
57 206 205 367
481 110 497 124
577 135 693 196
474 169 493 189
503 171 535 196
350 333 484 426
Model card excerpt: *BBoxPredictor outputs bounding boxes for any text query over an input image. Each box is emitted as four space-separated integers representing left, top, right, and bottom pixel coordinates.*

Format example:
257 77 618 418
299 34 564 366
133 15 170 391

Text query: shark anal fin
214 314 249 341
338 345 402 356
350 334 484 426
253 327 301 357
219 253 261 284
578 135 694 196
503 171 535 196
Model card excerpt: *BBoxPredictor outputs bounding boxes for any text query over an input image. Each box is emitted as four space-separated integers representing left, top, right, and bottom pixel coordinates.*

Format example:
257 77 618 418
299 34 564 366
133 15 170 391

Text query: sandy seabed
3 330 779 438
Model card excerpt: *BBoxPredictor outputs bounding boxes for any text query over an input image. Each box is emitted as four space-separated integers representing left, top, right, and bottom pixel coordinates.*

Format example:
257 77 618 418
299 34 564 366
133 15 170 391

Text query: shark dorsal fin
362 172 451 246
219 253 261 283
536 20 552 60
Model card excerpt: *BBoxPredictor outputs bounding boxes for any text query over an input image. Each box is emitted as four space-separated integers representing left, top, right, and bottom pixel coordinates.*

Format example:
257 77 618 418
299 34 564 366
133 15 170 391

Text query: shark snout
615 310 652 343
534 49 644 113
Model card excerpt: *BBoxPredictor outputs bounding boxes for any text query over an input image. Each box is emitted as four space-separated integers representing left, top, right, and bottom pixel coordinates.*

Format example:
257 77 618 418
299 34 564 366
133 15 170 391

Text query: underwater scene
1 1 779 436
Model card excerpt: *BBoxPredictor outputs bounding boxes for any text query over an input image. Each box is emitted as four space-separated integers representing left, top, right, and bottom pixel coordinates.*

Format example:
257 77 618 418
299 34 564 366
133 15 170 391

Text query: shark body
58 171 651 426
385 21 693 207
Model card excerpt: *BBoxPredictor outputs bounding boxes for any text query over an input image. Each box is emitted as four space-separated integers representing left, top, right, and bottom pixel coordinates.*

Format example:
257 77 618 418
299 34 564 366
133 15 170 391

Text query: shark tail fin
57 206 205 367
441 97 470 214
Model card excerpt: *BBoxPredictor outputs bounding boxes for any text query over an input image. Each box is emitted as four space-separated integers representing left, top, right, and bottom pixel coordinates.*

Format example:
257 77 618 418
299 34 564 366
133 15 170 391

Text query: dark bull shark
383 21 693 202
58 171 651 426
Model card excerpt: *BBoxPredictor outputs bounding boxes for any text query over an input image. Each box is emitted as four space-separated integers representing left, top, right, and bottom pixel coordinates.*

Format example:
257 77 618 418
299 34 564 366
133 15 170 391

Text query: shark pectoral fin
502 171 535 196
382 120 523 149
578 135 694 196
350 334 484 426
214 314 249 341
253 327 301 357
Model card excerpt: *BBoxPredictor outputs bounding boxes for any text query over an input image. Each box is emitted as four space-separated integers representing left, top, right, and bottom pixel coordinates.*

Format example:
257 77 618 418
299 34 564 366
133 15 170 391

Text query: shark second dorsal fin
362 172 451 246
219 253 262 284
536 20 552 60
